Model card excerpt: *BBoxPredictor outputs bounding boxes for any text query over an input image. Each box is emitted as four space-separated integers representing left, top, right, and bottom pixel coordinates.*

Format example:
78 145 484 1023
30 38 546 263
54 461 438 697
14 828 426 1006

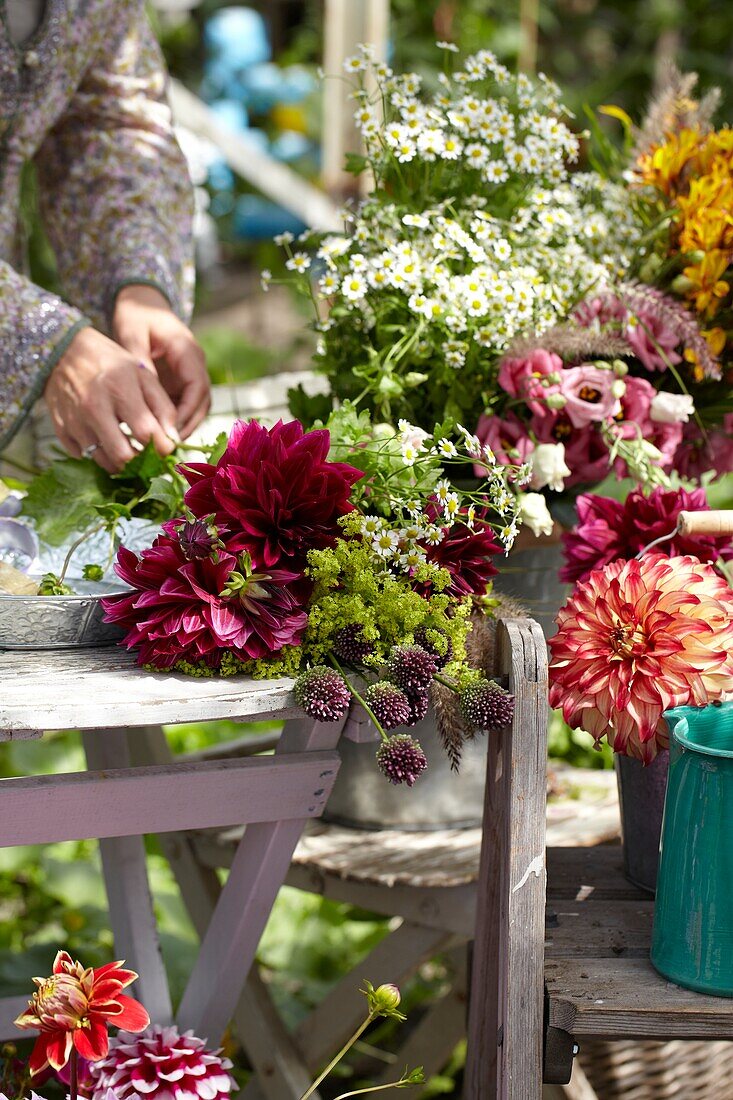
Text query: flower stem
330 655 389 743
59 522 106 583
334 1082 418 1099
434 673 458 692
69 1048 78 1100
299 1015 376 1100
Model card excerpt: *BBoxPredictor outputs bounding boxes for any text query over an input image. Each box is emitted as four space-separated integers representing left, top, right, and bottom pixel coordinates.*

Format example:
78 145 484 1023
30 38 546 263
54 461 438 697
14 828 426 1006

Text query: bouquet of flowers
276 49 731 510
101 410 523 783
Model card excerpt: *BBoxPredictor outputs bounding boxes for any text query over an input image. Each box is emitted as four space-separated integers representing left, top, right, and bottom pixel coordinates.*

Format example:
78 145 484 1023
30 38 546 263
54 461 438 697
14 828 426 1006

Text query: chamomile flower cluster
280 44 643 429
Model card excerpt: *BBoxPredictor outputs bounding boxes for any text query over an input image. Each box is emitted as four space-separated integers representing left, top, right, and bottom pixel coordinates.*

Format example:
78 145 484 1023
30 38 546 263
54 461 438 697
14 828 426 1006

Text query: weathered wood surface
83 728 174 1025
545 844 733 1040
0 647 300 734
465 618 549 1100
175 715 347 1043
0 752 339 846
546 957 733 1039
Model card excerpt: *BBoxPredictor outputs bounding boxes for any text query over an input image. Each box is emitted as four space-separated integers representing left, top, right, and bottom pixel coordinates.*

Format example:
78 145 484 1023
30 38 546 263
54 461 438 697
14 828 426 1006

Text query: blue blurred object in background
209 98 249 133
234 195 307 241
204 7 271 72
270 130 312 163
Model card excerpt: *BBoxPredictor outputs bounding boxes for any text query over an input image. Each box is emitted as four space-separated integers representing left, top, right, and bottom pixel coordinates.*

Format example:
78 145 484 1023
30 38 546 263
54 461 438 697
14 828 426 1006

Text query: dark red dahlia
180 419 362 569
102 537 308 669
423 519 501 598
561 485 733 585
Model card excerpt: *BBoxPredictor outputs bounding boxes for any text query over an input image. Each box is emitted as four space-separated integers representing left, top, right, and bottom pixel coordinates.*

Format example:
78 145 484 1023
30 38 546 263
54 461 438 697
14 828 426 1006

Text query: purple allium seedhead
333 623 375 663
295 666 351 722
460 679 515 731
363 681 411 730
413 625 453 669
386 644 438 694
404 688 430 727
376 733 428 787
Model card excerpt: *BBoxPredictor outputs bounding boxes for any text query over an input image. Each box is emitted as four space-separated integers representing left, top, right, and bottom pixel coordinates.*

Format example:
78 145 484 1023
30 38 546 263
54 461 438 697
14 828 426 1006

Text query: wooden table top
0 646 299 736
546 846 733 1040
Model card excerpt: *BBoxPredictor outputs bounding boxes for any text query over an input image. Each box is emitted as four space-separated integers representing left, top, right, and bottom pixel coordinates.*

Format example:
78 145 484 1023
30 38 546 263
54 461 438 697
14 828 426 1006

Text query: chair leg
82 728 173 1025
129 725 322 1100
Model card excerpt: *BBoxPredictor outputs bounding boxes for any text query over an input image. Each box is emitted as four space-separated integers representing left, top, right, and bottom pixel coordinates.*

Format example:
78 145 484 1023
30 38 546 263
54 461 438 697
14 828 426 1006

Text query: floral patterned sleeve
0 263 89 452
34 1 195 333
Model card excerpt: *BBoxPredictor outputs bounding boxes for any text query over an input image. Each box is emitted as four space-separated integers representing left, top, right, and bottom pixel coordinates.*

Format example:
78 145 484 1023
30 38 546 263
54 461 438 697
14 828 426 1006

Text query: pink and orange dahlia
14 952 149 1076
549 554 733 762
180 419 362 569
103 537 308 669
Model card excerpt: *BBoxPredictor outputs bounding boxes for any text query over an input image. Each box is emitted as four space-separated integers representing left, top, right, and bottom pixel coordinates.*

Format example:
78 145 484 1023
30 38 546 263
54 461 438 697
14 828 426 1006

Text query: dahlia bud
333 624 375 663
176 515 223 561
386 644 437 694
362 980 406 1021
460 678 515 731
363 681 411 730
376 733 428 787
295 666 351 722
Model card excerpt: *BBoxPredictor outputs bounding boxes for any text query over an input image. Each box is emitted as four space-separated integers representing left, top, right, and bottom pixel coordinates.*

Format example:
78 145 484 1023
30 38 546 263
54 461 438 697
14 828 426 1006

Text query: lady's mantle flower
14 952 149 1075
549 554 733 762
181 419 362 570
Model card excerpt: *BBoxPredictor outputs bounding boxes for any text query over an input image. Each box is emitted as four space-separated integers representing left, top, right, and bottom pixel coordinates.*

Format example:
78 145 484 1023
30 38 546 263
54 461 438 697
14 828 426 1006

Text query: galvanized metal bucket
325 543 568 830
614 749 669 894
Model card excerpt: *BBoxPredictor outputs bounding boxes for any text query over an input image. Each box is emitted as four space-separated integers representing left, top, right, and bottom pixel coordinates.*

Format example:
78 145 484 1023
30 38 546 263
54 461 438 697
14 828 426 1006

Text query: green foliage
196 327 280 386
21 444 186 547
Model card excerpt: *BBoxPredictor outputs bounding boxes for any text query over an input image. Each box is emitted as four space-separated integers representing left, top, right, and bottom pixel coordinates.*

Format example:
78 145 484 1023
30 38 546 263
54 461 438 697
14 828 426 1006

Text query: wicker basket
578 1038 733 1100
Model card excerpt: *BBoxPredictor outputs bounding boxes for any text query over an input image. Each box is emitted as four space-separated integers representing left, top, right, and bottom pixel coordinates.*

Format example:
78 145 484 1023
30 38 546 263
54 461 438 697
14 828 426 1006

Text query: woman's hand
45 327 180 473
113 285 210 439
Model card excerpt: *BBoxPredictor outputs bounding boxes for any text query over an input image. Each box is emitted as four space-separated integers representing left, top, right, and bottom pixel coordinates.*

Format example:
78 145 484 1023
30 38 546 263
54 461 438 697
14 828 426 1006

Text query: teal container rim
664 701 733 760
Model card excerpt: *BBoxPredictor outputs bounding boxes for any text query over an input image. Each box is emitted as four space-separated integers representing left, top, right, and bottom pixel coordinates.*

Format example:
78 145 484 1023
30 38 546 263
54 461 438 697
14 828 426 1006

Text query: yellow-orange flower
637 128 703 195
549 554 733 763
682 251 730 316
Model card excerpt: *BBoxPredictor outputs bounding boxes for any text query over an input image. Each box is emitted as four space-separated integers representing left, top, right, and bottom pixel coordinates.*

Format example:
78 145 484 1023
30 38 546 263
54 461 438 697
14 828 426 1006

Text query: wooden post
322 0 389 198
464 619 549 1099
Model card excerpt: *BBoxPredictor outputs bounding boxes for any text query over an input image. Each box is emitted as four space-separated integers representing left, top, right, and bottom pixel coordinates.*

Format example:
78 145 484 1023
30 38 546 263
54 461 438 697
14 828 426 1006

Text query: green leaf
21 459 110 545
112 441 170 485
141 475 182 514
93 502 133 524
288 384 333 428
344 152 368 176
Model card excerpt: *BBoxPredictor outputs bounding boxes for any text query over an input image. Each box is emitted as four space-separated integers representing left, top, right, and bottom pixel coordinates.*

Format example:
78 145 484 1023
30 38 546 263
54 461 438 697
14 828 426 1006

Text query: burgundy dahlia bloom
180 419 362 569
423 519 501 598
561 485 733 584
102 537 308 669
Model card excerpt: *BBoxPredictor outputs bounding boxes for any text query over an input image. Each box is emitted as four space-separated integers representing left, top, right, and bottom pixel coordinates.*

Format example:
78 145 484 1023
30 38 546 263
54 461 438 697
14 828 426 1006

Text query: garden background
5 1 732 1095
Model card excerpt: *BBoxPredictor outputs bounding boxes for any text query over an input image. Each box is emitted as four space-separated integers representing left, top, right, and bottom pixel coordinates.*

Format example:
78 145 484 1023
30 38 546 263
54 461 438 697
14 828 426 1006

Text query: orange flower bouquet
549 553 733 763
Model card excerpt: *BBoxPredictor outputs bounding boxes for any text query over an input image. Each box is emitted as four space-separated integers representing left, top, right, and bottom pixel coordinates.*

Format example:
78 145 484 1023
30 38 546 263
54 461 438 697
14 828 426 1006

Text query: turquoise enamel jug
651 701 733 996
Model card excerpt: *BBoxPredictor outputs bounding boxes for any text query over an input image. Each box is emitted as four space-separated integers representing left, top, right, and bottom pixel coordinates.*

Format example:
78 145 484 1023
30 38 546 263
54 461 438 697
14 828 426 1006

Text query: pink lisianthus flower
674 417 733 481
475 412 535 470
102 537 308 669
613 375 683 474
549 554 733 762
558 364 622 428
561 485 733 584
497 349 562 416
624 311 682 373
181 419 362 569
532 414 611 489
572 293 627 328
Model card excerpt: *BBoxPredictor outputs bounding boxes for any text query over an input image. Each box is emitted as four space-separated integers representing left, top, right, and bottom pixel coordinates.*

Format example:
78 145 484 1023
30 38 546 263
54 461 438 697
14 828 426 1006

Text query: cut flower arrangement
99 408 522 784
277 48 731 509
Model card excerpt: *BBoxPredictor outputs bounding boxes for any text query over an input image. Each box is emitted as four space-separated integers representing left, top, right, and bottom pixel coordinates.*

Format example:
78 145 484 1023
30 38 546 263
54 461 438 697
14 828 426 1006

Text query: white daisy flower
362 515 384 537
274 231 294 246
343 54 367 73
342 274 368 302
436 438 458 458
435 479 451 502
260 269 272 292
436 40 459 52
372 530 400 558
424 525 445 546
285 252 311 273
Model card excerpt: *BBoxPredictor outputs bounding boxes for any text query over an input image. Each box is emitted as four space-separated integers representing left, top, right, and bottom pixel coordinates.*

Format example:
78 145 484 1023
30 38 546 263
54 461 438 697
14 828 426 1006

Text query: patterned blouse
0 0 194 451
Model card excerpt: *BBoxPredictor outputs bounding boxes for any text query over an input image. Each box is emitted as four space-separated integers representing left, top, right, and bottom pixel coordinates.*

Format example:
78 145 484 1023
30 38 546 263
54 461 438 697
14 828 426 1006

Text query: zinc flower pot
492 539 571 641
651 701 733 996
614 749 669 894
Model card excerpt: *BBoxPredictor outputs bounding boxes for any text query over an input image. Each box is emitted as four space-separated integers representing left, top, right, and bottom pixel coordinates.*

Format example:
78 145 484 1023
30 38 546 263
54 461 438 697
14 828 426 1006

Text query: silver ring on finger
82 442 101 459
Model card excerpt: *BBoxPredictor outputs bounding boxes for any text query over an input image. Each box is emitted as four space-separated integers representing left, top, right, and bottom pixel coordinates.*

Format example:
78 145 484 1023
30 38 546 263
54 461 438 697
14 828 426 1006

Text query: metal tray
0 579 127 649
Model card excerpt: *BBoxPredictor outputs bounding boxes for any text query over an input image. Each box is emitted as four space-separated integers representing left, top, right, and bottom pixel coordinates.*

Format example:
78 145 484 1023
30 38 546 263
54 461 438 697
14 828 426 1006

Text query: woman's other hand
113 285 210 439
45 327 180 473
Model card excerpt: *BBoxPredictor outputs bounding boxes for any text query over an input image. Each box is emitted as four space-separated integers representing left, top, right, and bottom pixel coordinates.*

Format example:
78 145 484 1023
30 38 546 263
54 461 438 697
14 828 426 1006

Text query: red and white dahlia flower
88 1026 234 1100
549 554 733 762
